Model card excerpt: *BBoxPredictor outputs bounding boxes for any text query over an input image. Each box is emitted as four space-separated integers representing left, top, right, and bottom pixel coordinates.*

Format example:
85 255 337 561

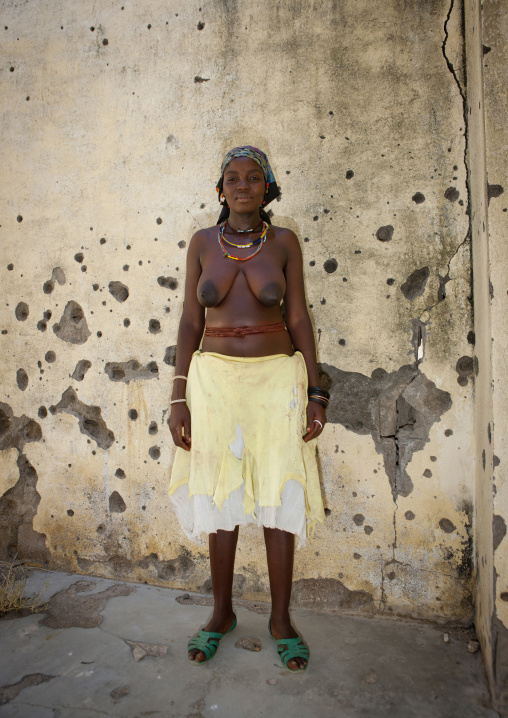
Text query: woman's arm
281 229 327 442
169 231 206 450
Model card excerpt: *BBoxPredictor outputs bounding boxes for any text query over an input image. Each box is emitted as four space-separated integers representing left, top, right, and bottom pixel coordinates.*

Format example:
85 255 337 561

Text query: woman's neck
227 210 262 232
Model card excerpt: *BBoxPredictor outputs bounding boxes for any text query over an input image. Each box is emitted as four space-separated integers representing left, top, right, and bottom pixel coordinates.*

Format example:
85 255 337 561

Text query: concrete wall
1 0 475 622
467 0 508 712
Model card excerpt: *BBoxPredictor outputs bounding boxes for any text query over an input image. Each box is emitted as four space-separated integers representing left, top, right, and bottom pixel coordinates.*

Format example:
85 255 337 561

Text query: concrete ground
0 570 499 718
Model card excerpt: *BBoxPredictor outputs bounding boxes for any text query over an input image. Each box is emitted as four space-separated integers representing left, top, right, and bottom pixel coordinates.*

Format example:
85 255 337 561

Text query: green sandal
269 619 309 672
188 614 237 664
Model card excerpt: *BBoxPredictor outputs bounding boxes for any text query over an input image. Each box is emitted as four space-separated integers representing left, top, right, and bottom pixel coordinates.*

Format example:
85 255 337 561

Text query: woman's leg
263 527 307 670
189 526 239 662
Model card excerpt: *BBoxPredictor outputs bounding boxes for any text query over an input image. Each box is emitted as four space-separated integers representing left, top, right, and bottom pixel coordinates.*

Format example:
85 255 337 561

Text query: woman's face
222 157 266 213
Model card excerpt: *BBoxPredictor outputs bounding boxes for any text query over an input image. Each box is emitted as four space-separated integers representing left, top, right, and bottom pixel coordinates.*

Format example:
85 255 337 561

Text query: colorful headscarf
216 145 280 224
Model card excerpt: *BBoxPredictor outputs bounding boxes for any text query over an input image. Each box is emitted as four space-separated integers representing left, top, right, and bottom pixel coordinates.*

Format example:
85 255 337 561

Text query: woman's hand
169 403 192 451
303 402 326 442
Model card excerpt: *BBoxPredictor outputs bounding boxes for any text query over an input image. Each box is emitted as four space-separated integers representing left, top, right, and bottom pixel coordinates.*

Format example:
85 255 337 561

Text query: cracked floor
0 570 499 718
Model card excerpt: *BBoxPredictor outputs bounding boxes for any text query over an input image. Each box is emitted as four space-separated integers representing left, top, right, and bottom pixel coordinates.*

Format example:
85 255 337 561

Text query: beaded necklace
226 220 262 234
218 220 268 261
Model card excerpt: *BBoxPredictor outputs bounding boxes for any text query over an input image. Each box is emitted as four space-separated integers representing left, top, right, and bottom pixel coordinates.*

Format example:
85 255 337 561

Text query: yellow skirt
169 351 325 547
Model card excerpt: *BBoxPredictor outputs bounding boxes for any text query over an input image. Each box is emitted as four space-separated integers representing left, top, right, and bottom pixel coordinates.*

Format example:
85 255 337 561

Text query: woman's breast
197 269 286 308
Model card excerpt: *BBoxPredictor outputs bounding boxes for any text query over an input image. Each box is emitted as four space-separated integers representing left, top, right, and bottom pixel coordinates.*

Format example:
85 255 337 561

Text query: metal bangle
170 398 187 404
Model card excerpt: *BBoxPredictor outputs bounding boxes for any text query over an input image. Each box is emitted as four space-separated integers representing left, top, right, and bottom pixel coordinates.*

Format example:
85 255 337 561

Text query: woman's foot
188 611 237 663
269 614 308 671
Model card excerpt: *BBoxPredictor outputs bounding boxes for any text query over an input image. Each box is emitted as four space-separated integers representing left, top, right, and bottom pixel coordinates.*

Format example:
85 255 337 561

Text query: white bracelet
170 398 187 404
173 375 187 381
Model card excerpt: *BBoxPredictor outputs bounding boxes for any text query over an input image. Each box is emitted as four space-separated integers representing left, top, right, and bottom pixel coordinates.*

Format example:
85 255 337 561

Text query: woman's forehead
224 157 263 174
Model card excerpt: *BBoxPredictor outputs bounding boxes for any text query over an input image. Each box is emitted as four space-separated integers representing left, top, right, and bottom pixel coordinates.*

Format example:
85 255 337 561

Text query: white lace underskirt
170 478 308 548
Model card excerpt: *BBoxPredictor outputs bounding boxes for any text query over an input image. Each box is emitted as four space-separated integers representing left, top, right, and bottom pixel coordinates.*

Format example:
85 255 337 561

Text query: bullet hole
423 468 432 478
323 258 338 274
487 184 504 203
126 245 131 250
102 38 109 45
467 331 475 346
105 360 158 383
364 526 373 535
26 95 30 101
109 491 126 513
313 216 319 221
149 446 160 460
155 217 163 226
456 356 474 385
45 351 56 363
115 468 126 479
319 135 325 140
178 240 186 248
444 187 459 202
90 26 95 31
148 362 159 376
444 429 453 437
386 278 395 286
17 215 23 222
353 514 365 526
38 406 48 419
123 318 130 327
67 509 74 517
309 261 315 267
93 283 99 291
53 301 91 344
123 265 129 271
439 518 456 533
1 330 7 334
149 319 161 335
343 277 347 282
149 421 158 435
405 510 415 520
353 553 361 560
375 225 393 242
71 359 92 381
15 302 29 321
354 250 361 254
338 339 346 346
324 508 331 517
501 593 508 602
10 66 15 72
494 455 500 468
16 368 28 391
81 266 87 273
147 23 152 29
194 76 210 83
74 252 84 263
344 169 354 180
164 345 177 366
320 298 326 305
158 276 178 289
128 409 138 421
197 21 205 29
412 192 425 204
400 266 430 300
53 387 115 448
304 237 309 243
108 281 129 303
7 263 14 270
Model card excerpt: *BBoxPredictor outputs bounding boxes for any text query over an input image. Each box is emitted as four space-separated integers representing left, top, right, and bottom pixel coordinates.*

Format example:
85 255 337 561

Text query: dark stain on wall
401 267 430 300
412 192 426 204
376 225 394 242
318 363 452 501
108 281 129 303
71 359 92 381
439 518 456 533
487 184 504 203
16 368 28 391
0 414 49 564
292 577 373 611
491 616 508 714
139 548 195 581
493 515 507 553
456 355 474 386
164 345 177 366
52 387 114 449
323 258 338 274
444 187 460 201
104 360 159 383
15 302 29 321
157 276 178 290
148 319 161 334
109 491 126 513
53 301 91 344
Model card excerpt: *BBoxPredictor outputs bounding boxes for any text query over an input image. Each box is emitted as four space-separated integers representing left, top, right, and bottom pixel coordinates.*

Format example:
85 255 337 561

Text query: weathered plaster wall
468 0 508 711
1 0 474 621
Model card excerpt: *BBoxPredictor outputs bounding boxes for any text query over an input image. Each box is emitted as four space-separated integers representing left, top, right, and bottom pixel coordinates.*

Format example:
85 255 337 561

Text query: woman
169 146 328 671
